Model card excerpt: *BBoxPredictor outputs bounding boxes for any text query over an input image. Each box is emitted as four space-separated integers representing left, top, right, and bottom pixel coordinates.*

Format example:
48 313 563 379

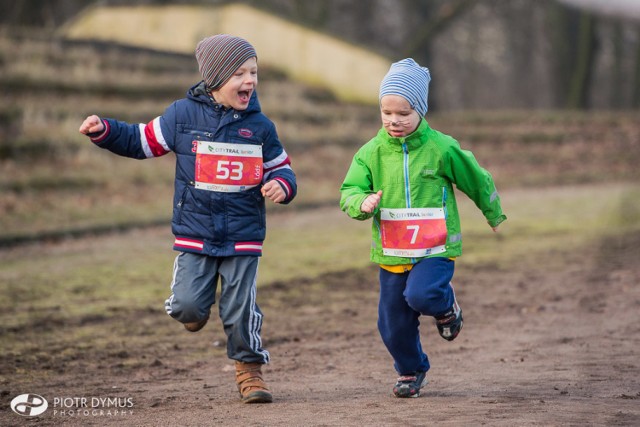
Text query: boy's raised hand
360 190 383 213
79 115 105 135
261 180 286 203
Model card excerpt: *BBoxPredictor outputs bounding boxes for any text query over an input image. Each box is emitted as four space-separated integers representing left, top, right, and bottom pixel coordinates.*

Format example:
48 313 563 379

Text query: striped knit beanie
379 58 431 116
195 34 257 91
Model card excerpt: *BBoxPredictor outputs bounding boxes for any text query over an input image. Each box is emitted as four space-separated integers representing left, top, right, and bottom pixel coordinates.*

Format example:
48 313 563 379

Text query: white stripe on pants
164 252 269 363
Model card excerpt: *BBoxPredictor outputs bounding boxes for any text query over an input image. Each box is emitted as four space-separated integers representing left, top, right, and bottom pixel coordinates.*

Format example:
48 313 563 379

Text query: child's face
211 57 258 110
380 95 421 138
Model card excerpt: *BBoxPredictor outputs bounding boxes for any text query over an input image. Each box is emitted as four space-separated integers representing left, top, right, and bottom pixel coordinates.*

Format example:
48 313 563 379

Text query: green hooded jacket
340 119 506 265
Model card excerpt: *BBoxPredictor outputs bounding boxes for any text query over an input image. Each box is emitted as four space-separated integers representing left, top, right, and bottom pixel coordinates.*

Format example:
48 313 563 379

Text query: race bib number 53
380 208 447 257
195 141 263 192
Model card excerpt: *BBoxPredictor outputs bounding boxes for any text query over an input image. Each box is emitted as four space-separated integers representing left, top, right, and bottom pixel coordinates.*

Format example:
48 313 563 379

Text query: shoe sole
393 376 428 398
439 317 463 341
242 391 273 404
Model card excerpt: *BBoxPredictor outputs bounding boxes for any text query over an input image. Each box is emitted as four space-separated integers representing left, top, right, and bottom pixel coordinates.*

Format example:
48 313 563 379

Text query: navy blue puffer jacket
89 81 297 257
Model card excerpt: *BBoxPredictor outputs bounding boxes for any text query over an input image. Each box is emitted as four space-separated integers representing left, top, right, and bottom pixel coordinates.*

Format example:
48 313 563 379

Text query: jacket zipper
442 186 448 219
402 141 417 263
176 186 189 224
187 130 214 139
402 142 411 208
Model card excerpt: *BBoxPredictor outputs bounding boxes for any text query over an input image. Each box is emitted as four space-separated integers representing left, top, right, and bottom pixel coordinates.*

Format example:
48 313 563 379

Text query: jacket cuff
343 194 373 220
88 119 110 144
488 214 507 228
273 177 293 202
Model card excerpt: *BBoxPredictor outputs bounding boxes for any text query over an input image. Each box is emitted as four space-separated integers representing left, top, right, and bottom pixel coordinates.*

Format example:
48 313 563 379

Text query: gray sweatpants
164 252 269 364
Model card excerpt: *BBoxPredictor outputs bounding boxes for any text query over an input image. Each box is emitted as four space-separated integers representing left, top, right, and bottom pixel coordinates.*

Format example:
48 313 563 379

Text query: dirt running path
2 232 639 426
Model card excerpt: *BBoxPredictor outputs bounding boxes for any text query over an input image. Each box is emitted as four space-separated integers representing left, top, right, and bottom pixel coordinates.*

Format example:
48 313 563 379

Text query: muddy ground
1 224 639 426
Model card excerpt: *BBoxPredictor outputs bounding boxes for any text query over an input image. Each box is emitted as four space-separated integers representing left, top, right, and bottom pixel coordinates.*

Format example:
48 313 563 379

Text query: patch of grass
455 182 640 268
260 209 372 283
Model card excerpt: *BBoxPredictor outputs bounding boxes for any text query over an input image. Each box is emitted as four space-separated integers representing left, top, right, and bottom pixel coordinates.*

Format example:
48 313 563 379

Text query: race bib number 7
195 141 263 192
380 208 447 257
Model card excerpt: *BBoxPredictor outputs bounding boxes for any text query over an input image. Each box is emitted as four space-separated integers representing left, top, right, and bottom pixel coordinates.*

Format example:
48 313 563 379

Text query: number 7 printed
407 225 420 244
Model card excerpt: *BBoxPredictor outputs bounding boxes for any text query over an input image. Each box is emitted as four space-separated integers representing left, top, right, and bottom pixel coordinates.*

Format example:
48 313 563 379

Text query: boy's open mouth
238 90 252 103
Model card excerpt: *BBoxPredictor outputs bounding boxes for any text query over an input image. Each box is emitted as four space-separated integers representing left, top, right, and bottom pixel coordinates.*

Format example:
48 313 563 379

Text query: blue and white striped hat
379 58 431 116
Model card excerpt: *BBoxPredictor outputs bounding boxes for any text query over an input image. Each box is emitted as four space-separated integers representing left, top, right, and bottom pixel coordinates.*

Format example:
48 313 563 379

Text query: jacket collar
186 81 262 115
377 118 430 151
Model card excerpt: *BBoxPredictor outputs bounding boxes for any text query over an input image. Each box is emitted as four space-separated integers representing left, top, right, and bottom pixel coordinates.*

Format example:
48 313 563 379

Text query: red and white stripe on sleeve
263 151 291 178
264 151 293 199
140 117 171 158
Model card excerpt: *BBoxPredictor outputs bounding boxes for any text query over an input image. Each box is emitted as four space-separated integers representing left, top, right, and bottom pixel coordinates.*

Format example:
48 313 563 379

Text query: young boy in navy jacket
79 34 297 404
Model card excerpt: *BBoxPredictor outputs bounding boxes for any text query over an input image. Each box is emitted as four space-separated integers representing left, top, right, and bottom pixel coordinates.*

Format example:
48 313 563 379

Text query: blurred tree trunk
292 0 330 28
402 0 477 60
567 12 597 109
633 27 640 108
401 0 477 112
610 23 624 109
548 4 597 109
548 4 572 108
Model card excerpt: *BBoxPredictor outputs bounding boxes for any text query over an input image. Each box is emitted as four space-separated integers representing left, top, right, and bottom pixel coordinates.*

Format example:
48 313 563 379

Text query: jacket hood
186 80 262 114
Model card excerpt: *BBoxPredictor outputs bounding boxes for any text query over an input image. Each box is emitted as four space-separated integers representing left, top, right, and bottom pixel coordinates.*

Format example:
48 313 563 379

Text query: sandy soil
1 227 639 427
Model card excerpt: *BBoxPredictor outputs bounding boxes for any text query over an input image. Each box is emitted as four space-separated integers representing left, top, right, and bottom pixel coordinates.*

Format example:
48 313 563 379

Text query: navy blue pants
377 257 455 375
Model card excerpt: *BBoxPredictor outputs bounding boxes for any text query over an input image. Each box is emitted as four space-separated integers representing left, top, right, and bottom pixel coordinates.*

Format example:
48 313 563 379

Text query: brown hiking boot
235 361 273 403
183 315 209 332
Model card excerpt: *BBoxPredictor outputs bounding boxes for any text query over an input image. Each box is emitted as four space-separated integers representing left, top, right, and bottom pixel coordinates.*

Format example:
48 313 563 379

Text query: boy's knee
404 290 428 313
404 285 447 315
166 297 209 323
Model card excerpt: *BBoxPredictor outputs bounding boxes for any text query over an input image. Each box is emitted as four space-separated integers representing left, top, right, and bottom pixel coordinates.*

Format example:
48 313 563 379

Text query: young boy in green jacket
340 58 506 398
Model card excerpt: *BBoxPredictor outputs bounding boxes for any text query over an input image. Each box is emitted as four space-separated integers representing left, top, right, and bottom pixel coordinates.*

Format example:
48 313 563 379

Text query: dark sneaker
435 284 463 341
393 371 428 398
